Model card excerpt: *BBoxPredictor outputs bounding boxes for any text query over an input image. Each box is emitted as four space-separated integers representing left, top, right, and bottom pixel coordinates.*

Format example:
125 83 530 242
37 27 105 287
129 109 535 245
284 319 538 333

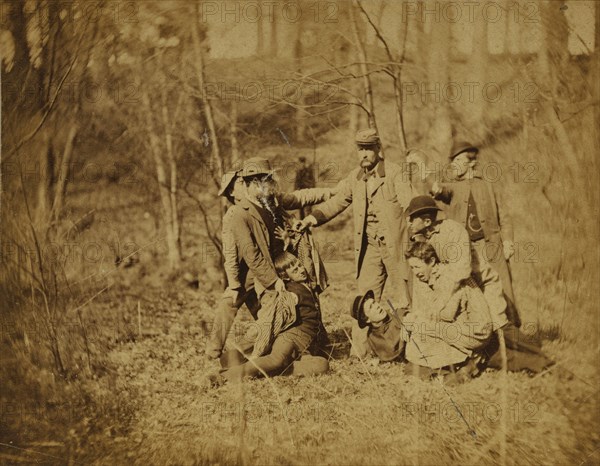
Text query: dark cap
239 157 277 179
405 195 441 218
355 128 380 145
350 290 375 329
449 141 479 160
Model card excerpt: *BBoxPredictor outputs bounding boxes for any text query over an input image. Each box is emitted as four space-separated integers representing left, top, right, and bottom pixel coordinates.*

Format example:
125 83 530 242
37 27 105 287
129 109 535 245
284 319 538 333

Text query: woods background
1 1 598 464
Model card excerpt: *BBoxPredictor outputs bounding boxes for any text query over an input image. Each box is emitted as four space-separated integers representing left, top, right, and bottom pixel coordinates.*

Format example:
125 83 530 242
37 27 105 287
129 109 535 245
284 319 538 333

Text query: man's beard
256 187 284 228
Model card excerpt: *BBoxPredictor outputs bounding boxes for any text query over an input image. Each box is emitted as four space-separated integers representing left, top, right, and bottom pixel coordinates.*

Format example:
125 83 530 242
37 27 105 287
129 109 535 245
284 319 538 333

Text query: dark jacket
229 188 334 295
285 280 328 355
435 170 516 306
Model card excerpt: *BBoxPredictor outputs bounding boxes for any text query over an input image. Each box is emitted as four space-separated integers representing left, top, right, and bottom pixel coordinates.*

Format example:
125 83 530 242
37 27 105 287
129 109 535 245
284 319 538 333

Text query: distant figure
295 156 315 218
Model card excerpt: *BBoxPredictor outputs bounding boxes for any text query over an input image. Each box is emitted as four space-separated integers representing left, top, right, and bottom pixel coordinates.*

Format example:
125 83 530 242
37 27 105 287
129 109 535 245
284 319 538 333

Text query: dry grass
2 115 598 464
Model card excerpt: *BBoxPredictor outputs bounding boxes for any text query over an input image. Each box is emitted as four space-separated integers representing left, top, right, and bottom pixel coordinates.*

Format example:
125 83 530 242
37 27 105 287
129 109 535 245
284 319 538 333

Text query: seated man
213 252 329 385
350 241 493 381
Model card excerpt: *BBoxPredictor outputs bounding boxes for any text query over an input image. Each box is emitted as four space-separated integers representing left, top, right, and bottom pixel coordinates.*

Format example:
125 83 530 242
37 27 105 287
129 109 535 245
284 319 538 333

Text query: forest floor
62 254 599 465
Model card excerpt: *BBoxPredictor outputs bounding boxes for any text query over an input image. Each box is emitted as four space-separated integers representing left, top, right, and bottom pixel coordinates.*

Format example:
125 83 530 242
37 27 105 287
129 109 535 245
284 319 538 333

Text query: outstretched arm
309 175 353 226
278 185 338 210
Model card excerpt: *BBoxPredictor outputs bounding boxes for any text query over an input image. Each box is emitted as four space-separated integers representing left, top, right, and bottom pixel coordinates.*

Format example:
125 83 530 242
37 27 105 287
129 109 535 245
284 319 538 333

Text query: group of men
206 128 552 384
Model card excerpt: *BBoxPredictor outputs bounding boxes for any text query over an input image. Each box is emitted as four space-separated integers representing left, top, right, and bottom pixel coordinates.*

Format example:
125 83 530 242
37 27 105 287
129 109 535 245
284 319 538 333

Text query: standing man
296 129 414 358
206 158 334 359
431 141 520 327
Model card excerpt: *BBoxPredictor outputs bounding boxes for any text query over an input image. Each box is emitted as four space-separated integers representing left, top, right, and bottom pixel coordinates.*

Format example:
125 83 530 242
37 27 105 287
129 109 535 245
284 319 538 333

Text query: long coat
310 160 414 280
436 171 518 318
228 188 333 295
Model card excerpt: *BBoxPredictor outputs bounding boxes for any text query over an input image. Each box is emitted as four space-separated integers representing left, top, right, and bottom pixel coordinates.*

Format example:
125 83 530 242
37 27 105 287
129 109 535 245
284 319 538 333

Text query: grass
1 108 598 465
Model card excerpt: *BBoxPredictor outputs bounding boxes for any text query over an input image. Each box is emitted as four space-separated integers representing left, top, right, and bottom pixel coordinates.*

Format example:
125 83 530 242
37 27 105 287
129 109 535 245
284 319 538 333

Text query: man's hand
430 181 442 197
274 279 286 292
503 240 515 261
293 215 317 232
274 226 291 250
223 287 241 303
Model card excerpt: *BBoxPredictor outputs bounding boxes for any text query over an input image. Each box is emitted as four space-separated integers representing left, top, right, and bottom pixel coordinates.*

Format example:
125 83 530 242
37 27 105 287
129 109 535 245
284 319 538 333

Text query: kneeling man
351 241 493 376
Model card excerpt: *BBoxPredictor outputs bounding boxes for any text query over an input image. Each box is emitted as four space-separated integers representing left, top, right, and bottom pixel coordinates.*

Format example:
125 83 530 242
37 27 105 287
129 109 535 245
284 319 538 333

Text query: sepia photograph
1 0 598 464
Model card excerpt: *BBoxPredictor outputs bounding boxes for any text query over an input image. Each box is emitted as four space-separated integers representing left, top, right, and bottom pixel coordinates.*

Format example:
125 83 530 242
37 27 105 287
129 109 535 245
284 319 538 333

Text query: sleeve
392 167 416 208
222 208 242 289
278 187 335 210
491 182 514 242
443 222 472 284
367 318 405 362
310 175 354 226
233 216 279 290
435 287 463 322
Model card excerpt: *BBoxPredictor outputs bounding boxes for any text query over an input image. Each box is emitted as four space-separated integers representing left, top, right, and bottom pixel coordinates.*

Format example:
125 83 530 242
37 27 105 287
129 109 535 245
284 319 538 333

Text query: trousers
352 236 410 358
221 327 328 381
206 287 260 359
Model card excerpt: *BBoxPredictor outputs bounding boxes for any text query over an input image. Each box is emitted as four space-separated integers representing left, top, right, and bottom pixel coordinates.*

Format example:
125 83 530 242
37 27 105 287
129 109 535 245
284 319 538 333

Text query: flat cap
449 141 479 160
355 128 380 145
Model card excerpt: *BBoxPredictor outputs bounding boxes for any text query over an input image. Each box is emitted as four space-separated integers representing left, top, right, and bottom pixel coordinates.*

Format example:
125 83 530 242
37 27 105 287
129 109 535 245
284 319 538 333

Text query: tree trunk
192 4 224 188
230 101 240 168
257 14 264 57
35 132 54 228
160 88 181 259
294 0 305 142
51 122 78 223
468 14 487 133
142 90 181 270
424 5 452 161
270 8 278 57
350 1 378 133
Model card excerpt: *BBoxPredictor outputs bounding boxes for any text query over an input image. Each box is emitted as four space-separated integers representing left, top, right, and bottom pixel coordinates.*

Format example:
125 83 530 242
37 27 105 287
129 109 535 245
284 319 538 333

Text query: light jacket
311 160 414 279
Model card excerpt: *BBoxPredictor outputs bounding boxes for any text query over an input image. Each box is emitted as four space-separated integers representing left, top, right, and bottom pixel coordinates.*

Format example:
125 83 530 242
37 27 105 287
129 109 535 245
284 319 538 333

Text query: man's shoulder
381 160 411 185
286 281 313 301
438 218 468 236
384 159 403 172
344 166 362 182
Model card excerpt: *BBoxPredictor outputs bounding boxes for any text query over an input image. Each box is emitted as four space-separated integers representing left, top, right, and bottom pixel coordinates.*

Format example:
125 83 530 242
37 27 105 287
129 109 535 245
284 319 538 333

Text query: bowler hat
350 290 375 329
355 128 380 145
239 157 277 179
405 195 441 218
449 141 479 160
218 171 238 197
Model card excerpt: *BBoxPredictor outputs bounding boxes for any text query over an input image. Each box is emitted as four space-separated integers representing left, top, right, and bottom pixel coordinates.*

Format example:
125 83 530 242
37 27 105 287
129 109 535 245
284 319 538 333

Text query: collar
456 167 483 181
419 221 442 240
356 159 386 180
239 197 254 210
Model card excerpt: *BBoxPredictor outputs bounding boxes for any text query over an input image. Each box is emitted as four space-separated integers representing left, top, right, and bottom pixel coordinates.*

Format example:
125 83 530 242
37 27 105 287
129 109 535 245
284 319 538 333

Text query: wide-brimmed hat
355 128 380 146
449 141 479 160
218 171 238 197
405 195 441 218
239 157 278 179
350 290 375 329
